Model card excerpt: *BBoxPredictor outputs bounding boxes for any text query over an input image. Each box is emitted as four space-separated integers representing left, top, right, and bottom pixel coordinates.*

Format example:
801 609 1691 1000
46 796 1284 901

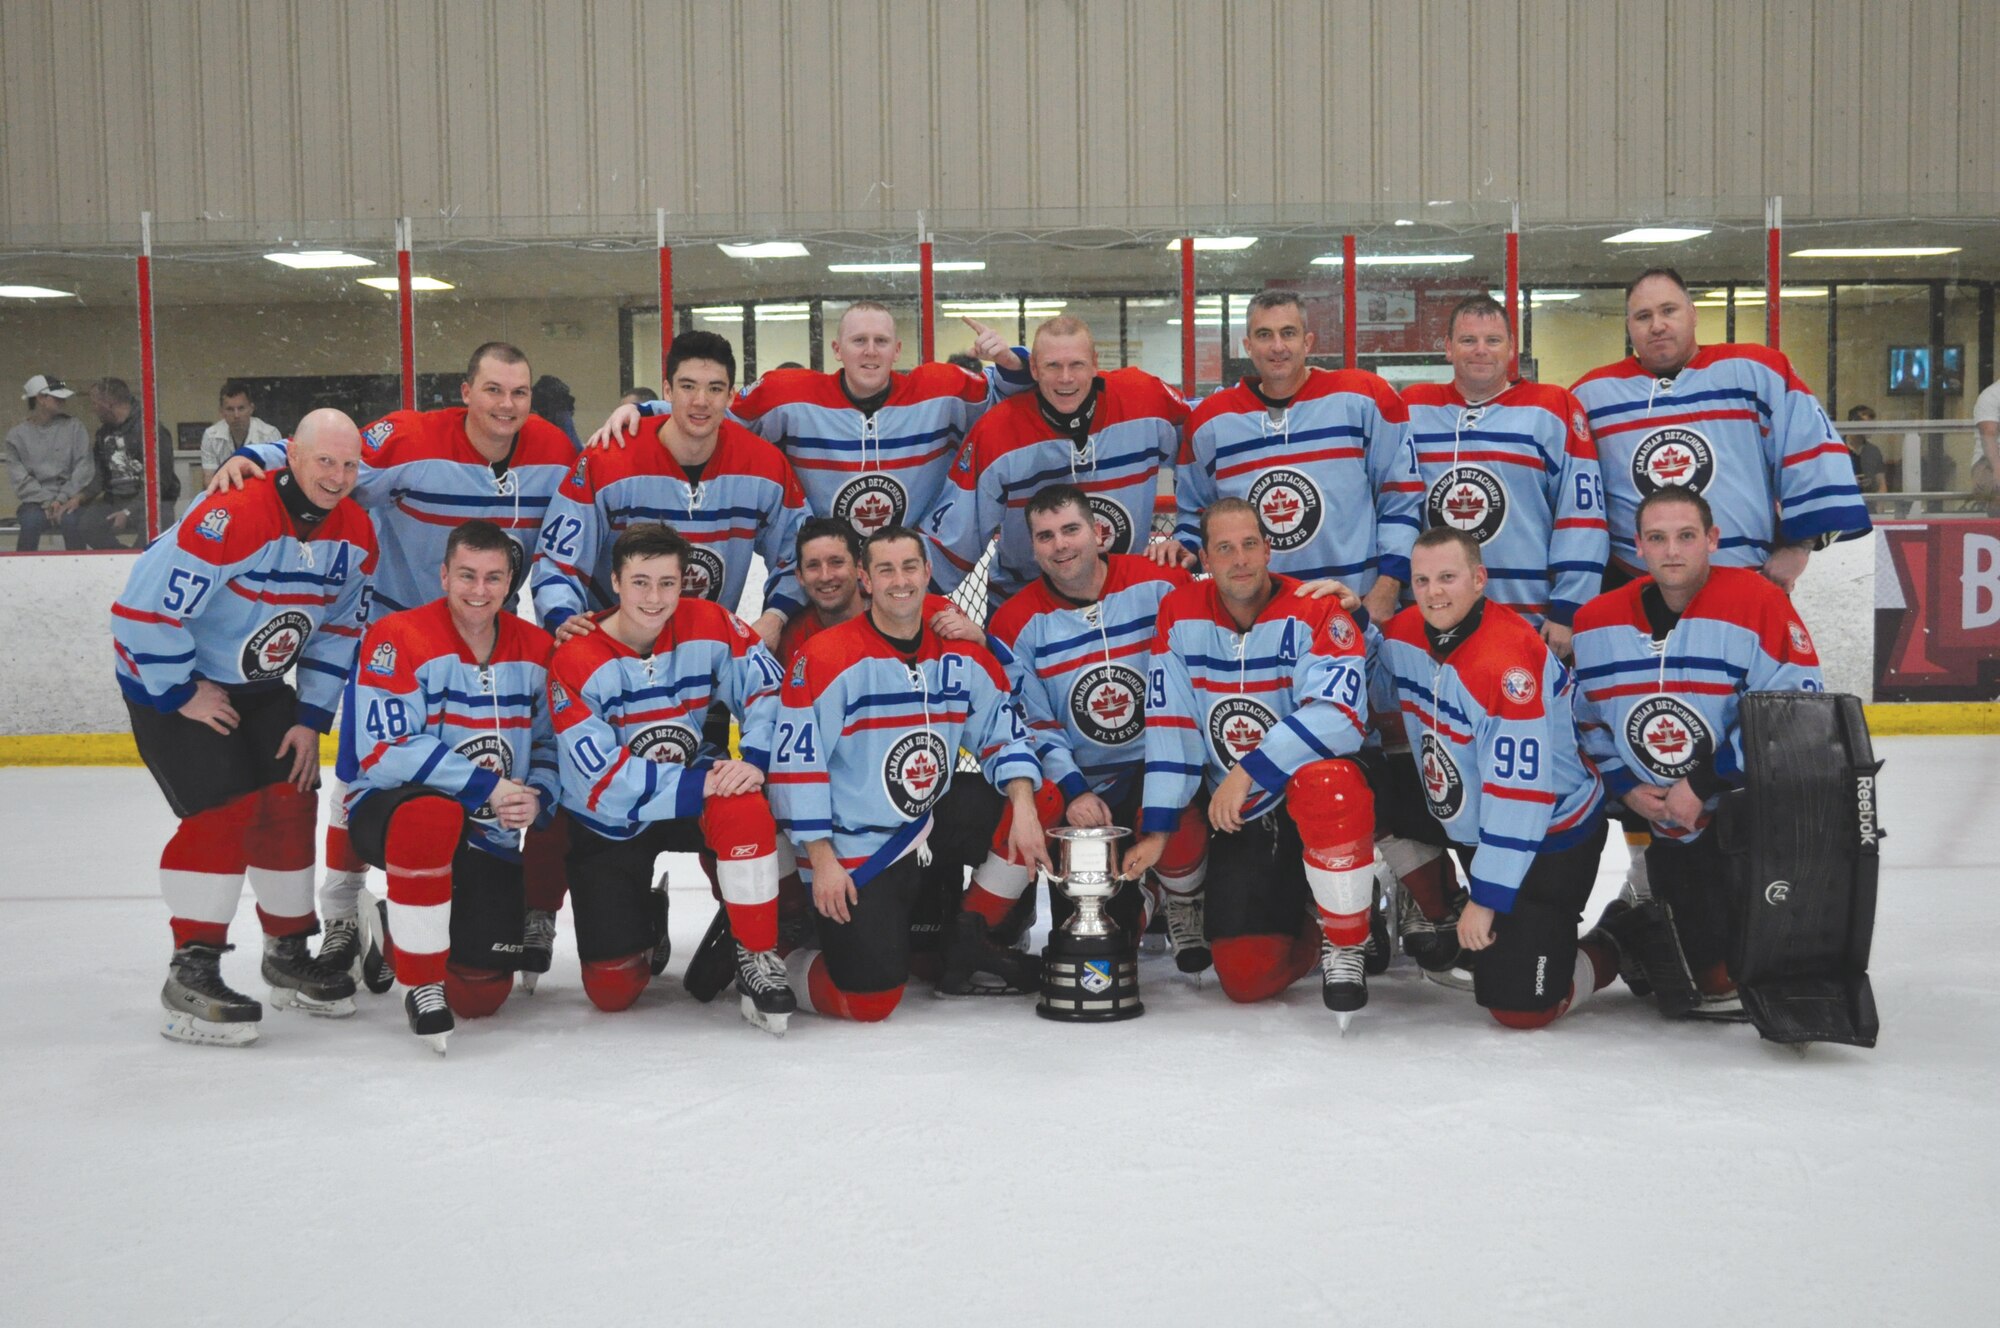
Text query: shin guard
1289 760 1377 946
384 797 464 988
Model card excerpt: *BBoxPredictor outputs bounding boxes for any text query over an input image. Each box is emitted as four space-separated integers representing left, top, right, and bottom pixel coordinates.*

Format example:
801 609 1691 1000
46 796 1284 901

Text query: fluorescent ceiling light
1393 219 1415 227
1697 287 1828 303
692 304 746 315
265 250 375 269
1486 290 1582 304
754 304 811 315
1602 228 1710 244
827 260 986 273
356 276 454 291
1311 253 1475 266
753 314 810 322
1166 318 1224 326
1127 298 1173 309
0 284 74 298
718 241 809 259
1166 237 1258 252
1789 246 1961 259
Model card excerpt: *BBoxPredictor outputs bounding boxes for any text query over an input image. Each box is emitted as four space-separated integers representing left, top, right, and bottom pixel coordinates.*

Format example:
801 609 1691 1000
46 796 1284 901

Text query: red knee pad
1158 803 1208 880
581 954 651 1012
701 791 777 858
324 822 367 874
522 814 570 912
444 962 513 1018
1288 760 1375 869
244 784 318 871
386 798 464 908
1491 993 1572 1031
808 962 904 1023
163 794 257 877
1211 932 1319 1004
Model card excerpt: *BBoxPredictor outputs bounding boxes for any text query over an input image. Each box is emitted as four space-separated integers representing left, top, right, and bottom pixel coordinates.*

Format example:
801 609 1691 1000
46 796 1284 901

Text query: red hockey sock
724 898 779 954
385 797 462 988
1695 961 1736 997
1580 939 1618 992
444 962 513 1018
162 795 256 948
581 954 651 1012
1212 931 1320 1004
324 821 367 875
522 814 570 913
961 882 1017 929
1399 852 1458 922
806 959 903 1023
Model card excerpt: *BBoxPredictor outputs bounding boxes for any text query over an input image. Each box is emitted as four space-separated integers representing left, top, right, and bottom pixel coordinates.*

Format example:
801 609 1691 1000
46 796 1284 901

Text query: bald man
113 410 382 1047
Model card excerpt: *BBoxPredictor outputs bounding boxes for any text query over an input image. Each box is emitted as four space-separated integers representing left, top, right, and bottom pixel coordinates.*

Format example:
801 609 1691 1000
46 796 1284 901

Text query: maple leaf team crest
883 731 950 819
1207 696 1277 767
679 546 726 601
1245 468 1323 551
1087 495 1134 554
833 473 908 535
1631 427 1716 496
1624 696 1712 779
1419 732 1466 820
1070 663 1146 746
1426 464 1507 543
455 734 514 820
241 611 312 681
629 723 699 766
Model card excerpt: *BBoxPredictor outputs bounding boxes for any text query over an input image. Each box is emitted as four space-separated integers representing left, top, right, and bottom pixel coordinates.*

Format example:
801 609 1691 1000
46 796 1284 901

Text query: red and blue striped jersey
546 598 784 840
924 369 1189 600
767 614 1039 886
1401 380 1610 626
111 474 378 732
1571 566 1824 842
1176 369 1422 591
1570 344 1870 572
987 555 1192 803
1379 601 1604 911
337 600 558 859
1139 575 1369 833
529 418 809 629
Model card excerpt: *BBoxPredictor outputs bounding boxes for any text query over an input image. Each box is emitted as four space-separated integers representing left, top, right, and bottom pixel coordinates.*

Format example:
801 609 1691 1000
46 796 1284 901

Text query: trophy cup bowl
1037 825 1144 1022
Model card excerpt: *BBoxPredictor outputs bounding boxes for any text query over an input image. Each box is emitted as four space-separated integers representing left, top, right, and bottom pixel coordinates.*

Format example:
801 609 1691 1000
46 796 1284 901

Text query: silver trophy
1037 825 1144 1022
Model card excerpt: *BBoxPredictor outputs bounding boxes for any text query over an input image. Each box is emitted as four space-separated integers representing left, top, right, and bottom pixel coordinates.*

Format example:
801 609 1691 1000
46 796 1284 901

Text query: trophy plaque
1037 825 1144 1022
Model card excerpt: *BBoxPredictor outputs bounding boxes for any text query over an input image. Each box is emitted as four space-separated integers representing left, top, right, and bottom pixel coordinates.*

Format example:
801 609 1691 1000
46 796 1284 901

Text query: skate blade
1139 934 1170 956
1421 966 1477 993
162 1011 259 1047
268 987 357 1018
740 996 789 1036
933 981 1036 998
423 1031 450 1056
520 970 540 995
1334 1010 1358 1036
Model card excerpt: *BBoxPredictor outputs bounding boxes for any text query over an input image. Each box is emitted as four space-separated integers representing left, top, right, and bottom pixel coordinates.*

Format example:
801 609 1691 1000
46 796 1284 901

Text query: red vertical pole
658 210 674 386
1505 210 1522 380
1765 196 1782 349
138 211 161 539
396 219 416 411
920 238 936 363
1179 237 1196 397
1341 234 1357 368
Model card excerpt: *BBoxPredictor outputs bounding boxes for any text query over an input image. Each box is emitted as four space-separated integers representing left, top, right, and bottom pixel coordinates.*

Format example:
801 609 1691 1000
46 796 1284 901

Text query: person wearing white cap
5 374 94 550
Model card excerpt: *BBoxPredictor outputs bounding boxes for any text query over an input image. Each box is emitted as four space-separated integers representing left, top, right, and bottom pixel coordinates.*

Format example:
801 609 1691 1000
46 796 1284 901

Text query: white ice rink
6 736 1997 1327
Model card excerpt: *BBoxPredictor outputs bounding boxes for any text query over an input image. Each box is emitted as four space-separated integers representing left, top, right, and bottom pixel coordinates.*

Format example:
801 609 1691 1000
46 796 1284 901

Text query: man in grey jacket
5 374 93 550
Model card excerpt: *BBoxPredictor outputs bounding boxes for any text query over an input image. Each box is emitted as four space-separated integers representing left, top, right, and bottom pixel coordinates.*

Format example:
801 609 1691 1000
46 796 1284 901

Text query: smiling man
112 410 379 1047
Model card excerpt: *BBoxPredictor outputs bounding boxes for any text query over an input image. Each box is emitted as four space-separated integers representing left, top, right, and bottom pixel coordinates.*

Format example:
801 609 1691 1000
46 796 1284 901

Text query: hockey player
338 520 559 1052
208 342 581 990
1570 268 1870 593
1572 487 1828 1019
767 526 1050 1022
1377 528 1654 1030
531 330 809 648
1120 499 1380 1021
1169 290 1421 625
546 523 795 1032
113 410 378 1046
589 304 1032 536
924 315 1190 604
980 484 1208 966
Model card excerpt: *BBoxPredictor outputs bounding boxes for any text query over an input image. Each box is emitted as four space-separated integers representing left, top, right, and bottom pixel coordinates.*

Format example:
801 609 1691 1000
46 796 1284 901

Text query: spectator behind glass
78 376 179 548
4 374 93 550
946 353 982 374
1843 404 1887 494
618 386 658 407
199 379 281 484
1972 376 1999 507
531 374 582 450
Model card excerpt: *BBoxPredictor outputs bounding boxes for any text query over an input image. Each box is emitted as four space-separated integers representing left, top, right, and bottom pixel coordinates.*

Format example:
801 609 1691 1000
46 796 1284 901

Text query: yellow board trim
0 727 753 766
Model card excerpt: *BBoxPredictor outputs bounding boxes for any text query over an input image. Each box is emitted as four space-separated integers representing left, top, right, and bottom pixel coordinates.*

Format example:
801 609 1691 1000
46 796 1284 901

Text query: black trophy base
1037 930 1143 1022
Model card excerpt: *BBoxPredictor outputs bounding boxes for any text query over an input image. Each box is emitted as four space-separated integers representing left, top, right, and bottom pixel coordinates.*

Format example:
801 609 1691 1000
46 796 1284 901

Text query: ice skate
520 908 556 994
734 944 797 1036
404 982 454 1055
1686 989 1751 1023
316 912 363 982
160 943 262 1047
1395 877 1468 975
1321 934 1368 1033
1140 902 1169 955
1165 891 1212 975
682 906 736 1002
647 869 672 976
261 933 357 1017
1363 876 1392 977
937 911 1041 996
1588 897 1697 1016
357 893 394 994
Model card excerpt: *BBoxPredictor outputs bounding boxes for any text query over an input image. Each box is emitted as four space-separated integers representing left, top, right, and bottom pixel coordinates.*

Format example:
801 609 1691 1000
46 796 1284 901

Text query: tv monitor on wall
1886 345 1964 396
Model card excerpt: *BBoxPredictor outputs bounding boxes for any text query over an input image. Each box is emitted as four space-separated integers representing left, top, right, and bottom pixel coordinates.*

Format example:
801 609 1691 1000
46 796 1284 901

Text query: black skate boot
682 906 736 1003
647 869 672 976
404 982 454 1055
357 894 394 994
262 932 357 1016
1165 891 1212 974
317 913 362 981
1140 899 1170 955
734 944 797 1036
1320 934 1368 1033
161 943 262 1047
1587 897 1699 1017
520 908 556 994
1363 877 1393 977
937 912 1042 996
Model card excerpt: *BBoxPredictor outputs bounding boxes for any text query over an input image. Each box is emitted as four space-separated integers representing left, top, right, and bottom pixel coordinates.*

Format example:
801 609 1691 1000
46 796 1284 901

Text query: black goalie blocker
1715 691 1882 1049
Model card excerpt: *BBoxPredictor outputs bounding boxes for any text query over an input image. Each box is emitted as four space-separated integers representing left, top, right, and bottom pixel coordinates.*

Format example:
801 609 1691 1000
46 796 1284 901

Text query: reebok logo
728 845 759 859
1856 775 1879 848
1534 954 1547 996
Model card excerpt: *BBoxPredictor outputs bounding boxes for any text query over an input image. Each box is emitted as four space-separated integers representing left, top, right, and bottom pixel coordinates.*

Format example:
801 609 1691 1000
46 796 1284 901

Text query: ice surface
5 738 1997 1326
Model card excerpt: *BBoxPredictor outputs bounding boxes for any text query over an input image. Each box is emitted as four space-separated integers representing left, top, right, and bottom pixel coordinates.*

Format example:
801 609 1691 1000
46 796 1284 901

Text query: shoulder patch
954 435 976 473
569 455 589 486
363 419 394 451
1327 615 1356 651
790 654 808 687
550 679 572 713
365 640 397 677
1572 409 1590 438
1788 620 1812 653
196 507 231 542
1501 666 1537 704
731 614 749 639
